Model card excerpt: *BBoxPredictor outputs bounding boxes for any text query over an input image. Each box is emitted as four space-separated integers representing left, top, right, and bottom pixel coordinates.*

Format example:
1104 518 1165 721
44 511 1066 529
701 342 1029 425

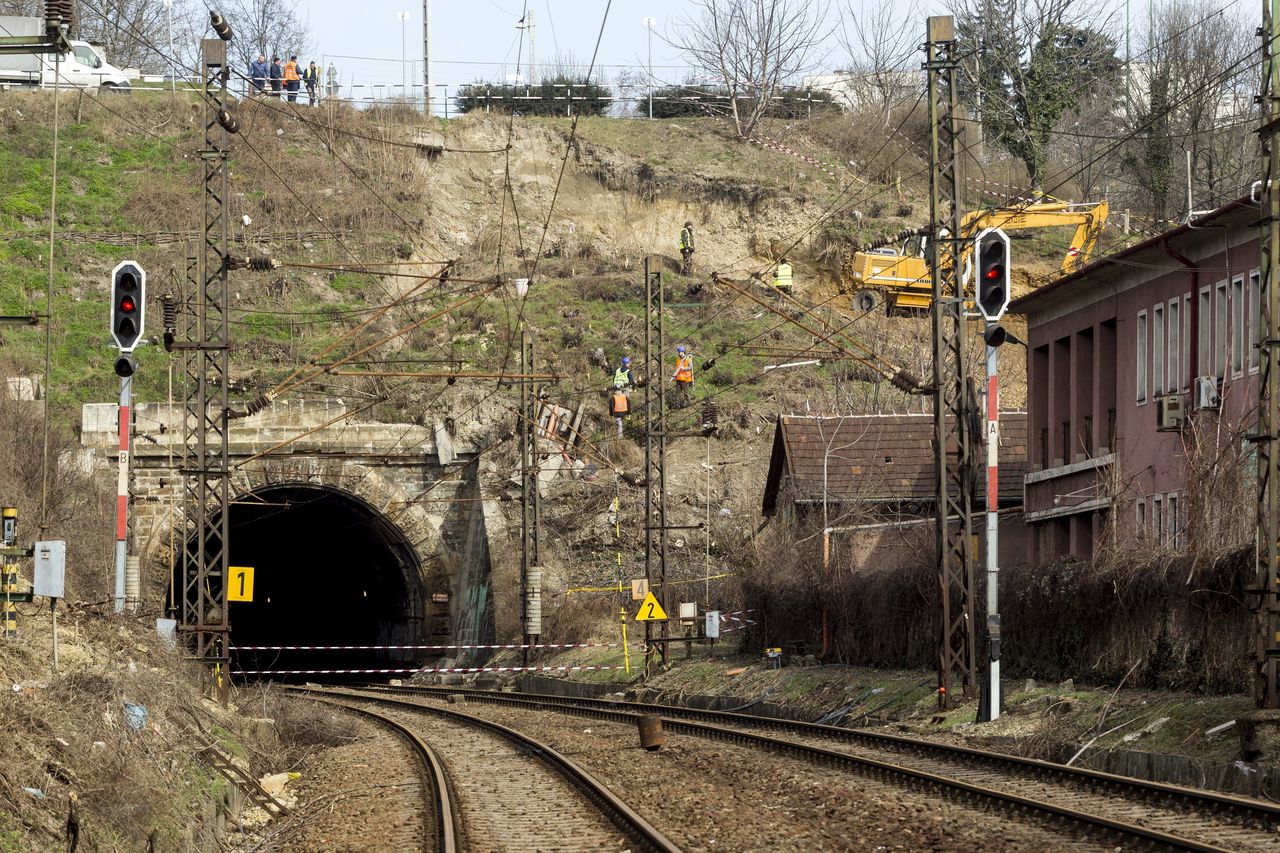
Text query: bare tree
668 0 831 139
1119 1 1257 224
837 0 923 125
223 0 311 73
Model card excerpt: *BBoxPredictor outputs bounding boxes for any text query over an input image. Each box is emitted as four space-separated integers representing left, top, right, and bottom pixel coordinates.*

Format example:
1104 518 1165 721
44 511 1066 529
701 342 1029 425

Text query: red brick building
1012 197 1261 561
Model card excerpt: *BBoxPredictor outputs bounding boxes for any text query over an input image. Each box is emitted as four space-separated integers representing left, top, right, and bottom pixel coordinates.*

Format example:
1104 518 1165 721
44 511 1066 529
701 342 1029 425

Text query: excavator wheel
853 289 879 314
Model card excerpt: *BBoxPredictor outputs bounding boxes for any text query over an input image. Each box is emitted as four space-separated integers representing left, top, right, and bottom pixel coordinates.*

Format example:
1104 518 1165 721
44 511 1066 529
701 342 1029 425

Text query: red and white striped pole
114 375 131 614
983 328 1001 721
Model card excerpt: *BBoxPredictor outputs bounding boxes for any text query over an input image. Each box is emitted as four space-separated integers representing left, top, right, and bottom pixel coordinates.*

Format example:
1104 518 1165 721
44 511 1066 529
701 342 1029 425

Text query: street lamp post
643 17 655 119
164 0 174 94
398 11 410 100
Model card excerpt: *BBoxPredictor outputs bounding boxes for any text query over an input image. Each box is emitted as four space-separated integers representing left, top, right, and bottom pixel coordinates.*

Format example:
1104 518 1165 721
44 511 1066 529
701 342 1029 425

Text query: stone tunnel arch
150 458 475 675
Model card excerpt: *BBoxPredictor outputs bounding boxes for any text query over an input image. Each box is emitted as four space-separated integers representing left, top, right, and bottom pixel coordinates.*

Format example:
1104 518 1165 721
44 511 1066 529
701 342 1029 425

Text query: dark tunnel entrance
183 483 428 680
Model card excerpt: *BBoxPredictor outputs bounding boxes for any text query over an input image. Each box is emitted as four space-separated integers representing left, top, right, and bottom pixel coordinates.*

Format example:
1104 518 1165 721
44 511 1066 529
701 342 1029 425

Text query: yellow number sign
228 566 255 602
634 591 667 621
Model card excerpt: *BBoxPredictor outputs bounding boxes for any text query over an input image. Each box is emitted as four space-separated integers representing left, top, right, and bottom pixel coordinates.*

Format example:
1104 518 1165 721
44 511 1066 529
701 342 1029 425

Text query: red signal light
120 296 136 312
984 266 1002 280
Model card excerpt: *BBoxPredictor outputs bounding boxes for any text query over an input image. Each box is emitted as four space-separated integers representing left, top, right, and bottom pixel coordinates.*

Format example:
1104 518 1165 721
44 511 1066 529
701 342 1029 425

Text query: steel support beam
180 38 233 702
1255 0 1280 709
643 257 668 676
926 17 977 709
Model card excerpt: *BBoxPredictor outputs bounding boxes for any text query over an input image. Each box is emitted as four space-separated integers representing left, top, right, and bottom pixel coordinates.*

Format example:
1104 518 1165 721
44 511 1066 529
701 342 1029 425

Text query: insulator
216 109 239 134
701 401 718 434
243 391 274 416
209 11 233 41
44 0 71 24
247 255 279 271
890 368 927 395
161 293 177 330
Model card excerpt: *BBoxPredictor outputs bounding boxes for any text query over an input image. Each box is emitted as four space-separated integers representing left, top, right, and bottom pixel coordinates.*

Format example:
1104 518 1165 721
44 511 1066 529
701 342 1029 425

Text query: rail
353 683 1280 852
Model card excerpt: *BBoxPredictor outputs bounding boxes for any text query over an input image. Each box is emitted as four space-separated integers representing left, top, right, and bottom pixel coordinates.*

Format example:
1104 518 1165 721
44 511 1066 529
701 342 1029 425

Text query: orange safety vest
674 354 693 383
284 61 300 82
611 390 629 416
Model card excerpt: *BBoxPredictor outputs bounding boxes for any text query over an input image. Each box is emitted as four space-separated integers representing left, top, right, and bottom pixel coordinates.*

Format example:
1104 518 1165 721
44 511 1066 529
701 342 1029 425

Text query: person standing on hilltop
679 221 696 275
303 61 320 106
672 345 694 406
268 56 283 97
248 54 268 95
284 55 302 103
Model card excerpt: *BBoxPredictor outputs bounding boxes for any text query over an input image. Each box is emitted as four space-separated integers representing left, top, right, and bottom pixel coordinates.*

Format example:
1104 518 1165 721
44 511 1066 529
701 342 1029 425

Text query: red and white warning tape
232 665 628 676
232 642 627 652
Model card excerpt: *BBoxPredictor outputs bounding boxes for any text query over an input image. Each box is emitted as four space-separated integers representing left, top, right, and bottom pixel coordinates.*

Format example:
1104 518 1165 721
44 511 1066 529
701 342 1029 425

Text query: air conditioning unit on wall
1156 394 1184 431
1193 376 1220 410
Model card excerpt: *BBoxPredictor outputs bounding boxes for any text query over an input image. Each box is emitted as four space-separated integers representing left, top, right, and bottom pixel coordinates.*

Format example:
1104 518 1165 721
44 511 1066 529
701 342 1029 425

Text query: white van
0 17 131 90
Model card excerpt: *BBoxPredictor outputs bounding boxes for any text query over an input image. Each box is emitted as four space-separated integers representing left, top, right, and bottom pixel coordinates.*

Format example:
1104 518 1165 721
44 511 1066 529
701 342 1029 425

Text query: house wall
1022 222 1260 560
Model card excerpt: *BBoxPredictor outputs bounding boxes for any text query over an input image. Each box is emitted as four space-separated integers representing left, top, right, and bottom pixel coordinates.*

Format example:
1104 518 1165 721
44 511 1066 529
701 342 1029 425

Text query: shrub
455 76 611 117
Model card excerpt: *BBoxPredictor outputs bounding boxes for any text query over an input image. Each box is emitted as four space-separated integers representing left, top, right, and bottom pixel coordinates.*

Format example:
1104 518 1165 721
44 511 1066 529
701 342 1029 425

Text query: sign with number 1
228 566 255 602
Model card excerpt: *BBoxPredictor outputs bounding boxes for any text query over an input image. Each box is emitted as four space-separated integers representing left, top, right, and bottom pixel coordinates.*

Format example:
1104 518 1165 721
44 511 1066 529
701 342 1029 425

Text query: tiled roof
762 412 1028 513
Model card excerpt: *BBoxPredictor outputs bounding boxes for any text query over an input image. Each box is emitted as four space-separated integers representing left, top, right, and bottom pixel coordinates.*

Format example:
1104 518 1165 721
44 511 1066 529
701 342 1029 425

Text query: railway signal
973 228 1010 322
110 261 145 377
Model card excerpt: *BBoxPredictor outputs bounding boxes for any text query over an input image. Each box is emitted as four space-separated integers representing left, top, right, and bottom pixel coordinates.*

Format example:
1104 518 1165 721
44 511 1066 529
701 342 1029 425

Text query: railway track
290 686 680 853
351 683 1280 852
297 696 459 852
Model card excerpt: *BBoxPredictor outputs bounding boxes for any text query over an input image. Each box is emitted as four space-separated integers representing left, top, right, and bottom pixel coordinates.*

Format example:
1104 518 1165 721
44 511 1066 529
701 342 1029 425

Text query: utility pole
519 330 542 663
925 15 977 710
644 17 655 119
180 15 236 703
423 0 433 114
1254 0 1280 709
398 11 410 99
516 9 535 85
643 257 669 675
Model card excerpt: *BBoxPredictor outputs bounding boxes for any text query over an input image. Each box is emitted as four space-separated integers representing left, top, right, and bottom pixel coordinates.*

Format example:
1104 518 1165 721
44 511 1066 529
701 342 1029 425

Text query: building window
1107 407 1117 451
1136 497 1146 532
1082 415 1093 454
1061 420 1071 462
1153 303 1165 394
1215 280 1228 379
1183 294 1191 390
1153 494 1165 546
1231 275 1245 378
1198 285 1212 378
1167 298 1180 393
1251 271 1262 373
1039 427 1049 469
1136 309 1148 404
1167 491 1179 549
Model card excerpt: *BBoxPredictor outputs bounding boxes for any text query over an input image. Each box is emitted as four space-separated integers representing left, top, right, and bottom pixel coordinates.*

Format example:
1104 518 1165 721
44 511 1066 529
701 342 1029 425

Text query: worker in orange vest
283 55 301 103
672 345 694 406
609 384 630 437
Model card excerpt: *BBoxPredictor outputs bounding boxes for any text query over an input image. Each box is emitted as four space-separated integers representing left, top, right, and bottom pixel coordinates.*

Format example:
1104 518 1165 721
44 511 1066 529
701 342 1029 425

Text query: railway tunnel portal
79 398 502 674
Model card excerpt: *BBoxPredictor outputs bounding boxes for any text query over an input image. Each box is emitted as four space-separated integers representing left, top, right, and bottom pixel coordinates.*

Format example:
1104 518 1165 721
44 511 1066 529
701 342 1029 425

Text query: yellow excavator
847 198 1109 315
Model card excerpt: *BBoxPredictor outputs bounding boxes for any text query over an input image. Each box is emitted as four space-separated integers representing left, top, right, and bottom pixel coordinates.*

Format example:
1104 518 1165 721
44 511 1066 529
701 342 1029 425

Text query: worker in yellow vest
772 257 793 294
672 345 694 406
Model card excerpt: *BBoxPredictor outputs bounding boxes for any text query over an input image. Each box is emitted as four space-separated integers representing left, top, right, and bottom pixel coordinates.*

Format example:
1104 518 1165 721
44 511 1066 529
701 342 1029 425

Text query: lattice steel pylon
1255 0 1280 709
180 34 234 701
643 257 668 676
925 16 977 710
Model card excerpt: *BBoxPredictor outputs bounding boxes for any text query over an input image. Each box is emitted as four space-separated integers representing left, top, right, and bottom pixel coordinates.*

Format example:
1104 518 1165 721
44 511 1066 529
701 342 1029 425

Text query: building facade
1013 197 1261 562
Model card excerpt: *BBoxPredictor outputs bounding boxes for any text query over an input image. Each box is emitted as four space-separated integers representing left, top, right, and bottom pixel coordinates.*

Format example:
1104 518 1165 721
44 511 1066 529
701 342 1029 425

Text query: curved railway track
298 695 459 853
350 683 1280 852
290 686 680 853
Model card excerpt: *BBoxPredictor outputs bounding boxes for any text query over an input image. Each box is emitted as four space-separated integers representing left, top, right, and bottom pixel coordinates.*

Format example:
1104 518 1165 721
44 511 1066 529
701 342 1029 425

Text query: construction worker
672 345 694 406
612 356 635 389
283 55 301 102
679 221 695 275
772 257 793 294
609 384 630 437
